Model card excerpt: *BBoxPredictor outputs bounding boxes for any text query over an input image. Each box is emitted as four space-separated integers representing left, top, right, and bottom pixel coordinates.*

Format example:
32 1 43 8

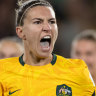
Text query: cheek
23 25 40 39
53 27 58 40
54 32 58 40
24 31 39 48
92 55 96 61
24 28 35 41
56 30 58 38
53 32 58 45
87 56 95 63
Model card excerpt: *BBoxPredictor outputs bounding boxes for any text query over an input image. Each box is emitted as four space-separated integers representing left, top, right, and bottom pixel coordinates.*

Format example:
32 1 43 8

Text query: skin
71 39 96 83
0 41 23 59
16 6 58 66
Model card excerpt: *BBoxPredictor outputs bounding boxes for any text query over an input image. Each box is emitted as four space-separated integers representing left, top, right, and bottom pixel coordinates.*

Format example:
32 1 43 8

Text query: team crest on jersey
56 84 72 96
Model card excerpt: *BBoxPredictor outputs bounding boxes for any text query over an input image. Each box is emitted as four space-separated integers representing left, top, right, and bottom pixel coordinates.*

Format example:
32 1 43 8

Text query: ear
16 26 26 40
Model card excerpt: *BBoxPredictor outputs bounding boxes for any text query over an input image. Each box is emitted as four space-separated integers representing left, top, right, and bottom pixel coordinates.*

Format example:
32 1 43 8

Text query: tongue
40 41 49 48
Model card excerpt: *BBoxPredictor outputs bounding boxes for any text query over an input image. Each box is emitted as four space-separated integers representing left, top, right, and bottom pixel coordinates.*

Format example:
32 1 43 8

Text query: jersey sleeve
68 58 95 95
0 62 3 96
0 61 9 96
0 83 3 96
79 59 95 95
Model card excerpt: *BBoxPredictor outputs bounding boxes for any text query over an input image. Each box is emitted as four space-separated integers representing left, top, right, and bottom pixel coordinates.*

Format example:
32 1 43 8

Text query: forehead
76 40 96 45
25 6 55 19
73 40 96 49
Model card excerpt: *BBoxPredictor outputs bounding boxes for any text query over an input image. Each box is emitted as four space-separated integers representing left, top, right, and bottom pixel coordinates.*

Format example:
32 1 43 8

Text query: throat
23 53 52 66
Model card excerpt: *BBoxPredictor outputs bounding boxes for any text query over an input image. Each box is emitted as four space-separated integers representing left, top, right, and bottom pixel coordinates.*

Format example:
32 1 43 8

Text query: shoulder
68 58 87 68
56 55 95 89
0 57 19 62
0 57 21 72
56 55 89 78
0 57 19 65
56 54 87 69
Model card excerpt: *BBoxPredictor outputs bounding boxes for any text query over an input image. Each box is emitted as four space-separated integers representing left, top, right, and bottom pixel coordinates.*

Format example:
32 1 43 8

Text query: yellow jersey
0 54 95 96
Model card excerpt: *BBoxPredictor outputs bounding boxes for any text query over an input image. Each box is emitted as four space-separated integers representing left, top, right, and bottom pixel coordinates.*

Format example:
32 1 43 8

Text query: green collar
19 54 25 66
19 54 57 66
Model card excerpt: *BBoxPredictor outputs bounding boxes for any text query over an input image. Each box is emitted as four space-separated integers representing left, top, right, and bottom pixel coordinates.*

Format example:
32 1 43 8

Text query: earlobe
23 35 26 40
16 26 26 40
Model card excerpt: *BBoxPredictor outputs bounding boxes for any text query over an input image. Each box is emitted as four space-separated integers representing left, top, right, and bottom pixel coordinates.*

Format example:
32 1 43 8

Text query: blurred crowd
0 0 96 58
0 36 23 59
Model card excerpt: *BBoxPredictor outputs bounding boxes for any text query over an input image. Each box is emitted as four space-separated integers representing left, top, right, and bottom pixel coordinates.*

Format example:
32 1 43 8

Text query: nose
42 22 51 32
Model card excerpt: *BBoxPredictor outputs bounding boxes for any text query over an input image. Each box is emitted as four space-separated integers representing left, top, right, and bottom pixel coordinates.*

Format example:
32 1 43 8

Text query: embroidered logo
56 84 72 96
9 89 20 95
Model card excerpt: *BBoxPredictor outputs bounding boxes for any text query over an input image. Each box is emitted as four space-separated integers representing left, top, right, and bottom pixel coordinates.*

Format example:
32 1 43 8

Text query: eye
75 51 81 56
33 21 42 24
86 52 93 56
49 20 56 24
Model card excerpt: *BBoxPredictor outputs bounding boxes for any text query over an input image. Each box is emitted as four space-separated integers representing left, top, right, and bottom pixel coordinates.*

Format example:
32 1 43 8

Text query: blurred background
0 0 96 58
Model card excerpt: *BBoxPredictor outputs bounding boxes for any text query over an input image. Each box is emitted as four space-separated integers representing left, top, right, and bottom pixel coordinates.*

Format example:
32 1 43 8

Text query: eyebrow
31 18 56 21
31 18 43 21
48 18 56 21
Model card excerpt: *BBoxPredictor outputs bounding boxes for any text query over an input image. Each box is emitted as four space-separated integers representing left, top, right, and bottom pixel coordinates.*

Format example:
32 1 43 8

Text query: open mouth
40 36 51 48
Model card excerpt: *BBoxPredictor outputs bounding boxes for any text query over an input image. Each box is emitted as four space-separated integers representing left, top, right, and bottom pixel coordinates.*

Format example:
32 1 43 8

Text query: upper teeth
43 36 51 39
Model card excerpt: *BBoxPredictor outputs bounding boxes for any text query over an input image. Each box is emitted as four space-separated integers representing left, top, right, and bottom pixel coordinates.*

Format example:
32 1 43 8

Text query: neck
23 51 52 66
88 64 96 85
88 65 94 76
87 64 95 72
